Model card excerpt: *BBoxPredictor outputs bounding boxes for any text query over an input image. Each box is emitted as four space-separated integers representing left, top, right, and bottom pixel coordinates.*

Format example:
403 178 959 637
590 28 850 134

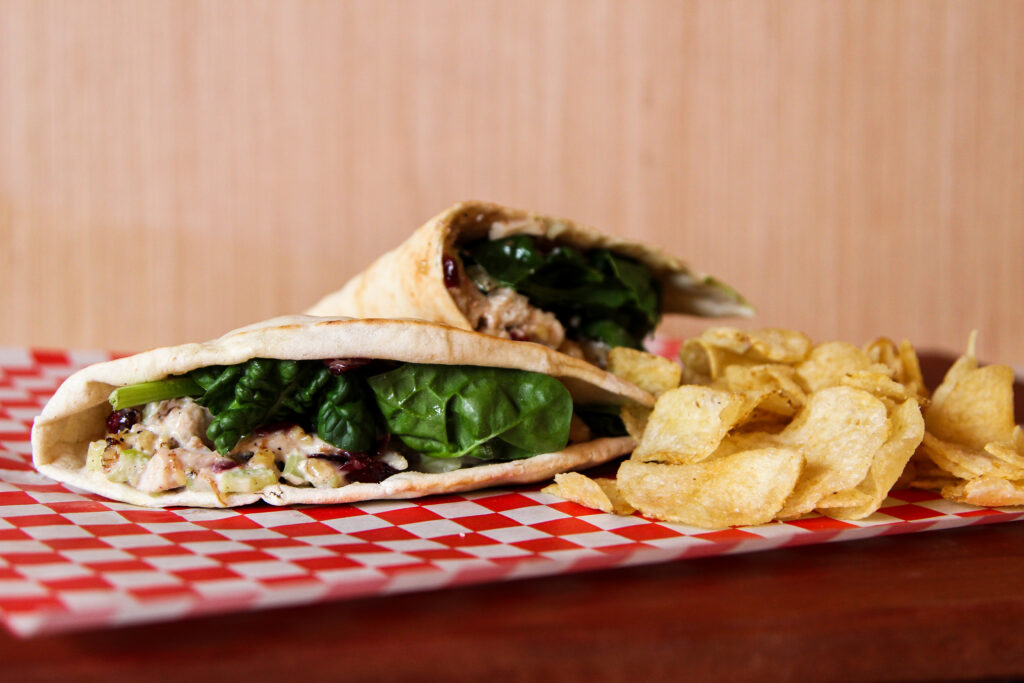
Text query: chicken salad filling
445 223 662 367
87 358 625 500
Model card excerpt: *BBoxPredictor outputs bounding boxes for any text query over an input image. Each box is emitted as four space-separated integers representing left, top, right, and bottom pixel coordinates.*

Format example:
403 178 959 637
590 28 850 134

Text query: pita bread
305 200 753 331
32 316 652 508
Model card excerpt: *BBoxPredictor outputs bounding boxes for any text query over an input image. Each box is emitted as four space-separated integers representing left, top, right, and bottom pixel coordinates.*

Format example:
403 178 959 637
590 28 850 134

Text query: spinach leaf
368 364 572 460
591 250 660 327
277 364 333 419
316 373 380 453
190 365 243 414
580 319 639 350
463 235 545 287
204 359 308 454
461 236 662 349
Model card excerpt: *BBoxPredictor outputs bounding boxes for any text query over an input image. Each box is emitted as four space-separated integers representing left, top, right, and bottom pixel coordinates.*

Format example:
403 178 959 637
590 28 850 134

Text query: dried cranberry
346 459 398 484
507 329 528 341
310 449 397 484
324 358 373 375
106 408 140 434
442 255 460 288
211 459 240 473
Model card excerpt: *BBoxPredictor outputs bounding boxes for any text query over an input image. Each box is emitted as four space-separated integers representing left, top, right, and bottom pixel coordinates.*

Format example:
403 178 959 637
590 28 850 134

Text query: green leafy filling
189 360 381 455
368 364 572 460
109 360 574 461
461 235 661 349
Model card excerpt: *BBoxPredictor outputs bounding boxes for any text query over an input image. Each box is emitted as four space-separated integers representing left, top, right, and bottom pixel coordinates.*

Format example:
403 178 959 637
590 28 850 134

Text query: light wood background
2 1 1022 365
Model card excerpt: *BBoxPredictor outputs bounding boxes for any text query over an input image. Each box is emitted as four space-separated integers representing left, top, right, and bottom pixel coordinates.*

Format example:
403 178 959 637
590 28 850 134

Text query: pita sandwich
306 201 753 365
32 316 652 508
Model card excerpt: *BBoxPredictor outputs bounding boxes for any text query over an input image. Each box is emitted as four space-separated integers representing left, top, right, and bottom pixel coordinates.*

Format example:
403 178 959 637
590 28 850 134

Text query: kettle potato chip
617 448 803 528
926 364 1017 450
631 386 750 464
774 386 889 519
819 397 925 520
941 475 1024 507
607 347 681 396
796 342 889 393
542 473 635 515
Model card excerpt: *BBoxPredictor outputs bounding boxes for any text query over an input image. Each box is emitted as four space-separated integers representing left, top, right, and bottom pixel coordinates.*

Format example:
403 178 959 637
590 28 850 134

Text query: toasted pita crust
305 200 753 326
32 316 651 508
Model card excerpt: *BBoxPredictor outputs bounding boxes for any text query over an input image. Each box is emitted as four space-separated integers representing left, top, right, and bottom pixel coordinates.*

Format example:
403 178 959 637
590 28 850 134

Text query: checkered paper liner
2 346 1022 638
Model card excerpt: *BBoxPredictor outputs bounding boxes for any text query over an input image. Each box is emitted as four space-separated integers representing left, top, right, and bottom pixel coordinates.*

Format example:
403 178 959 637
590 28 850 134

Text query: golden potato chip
706 430 781 460
697 327 756 355
678 339 714 385
862 337 928 399
897 339 929 399
699 327 812 364
720 364 806 418
746 328 814 364
985 433 1024 471
617 448 803 528
620 404 652 441
919 433 983 480
841 371 915 404
819 398 925 520
795 341 888 393
632 386 749 464
607 347 682 396
925 364 1017 450
919 432 1024 481
941 475 1024 508
594 478 636 515
863 337 899 373
929 331 978 415
679 340 753 385
775 387 889 519
816 489 874 510
542 473 636 515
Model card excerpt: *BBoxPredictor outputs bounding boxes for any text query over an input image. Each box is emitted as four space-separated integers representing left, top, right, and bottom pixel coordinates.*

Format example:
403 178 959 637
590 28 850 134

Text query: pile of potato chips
543 328 1024 528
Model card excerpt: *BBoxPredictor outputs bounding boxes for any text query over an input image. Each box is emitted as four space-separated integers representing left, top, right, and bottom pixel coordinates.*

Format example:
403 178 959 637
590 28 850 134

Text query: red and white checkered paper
2 345 1022 638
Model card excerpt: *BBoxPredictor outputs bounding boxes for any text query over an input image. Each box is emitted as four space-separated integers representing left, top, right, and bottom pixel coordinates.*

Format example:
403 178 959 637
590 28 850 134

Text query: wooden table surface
3 357 1023 682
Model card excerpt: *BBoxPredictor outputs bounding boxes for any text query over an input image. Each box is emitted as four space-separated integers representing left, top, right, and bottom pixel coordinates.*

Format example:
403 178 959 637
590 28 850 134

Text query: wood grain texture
1 1 1022 365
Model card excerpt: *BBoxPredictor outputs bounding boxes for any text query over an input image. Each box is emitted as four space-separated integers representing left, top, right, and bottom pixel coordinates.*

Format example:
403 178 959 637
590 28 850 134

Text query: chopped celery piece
109 377 202 410
281 453 307 485
219 466 279 494
85 441 108 472
107 448 151 484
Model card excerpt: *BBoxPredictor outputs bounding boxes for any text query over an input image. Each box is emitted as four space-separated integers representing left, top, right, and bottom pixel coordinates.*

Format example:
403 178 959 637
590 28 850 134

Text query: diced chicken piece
142 398 211 448
482 289 566 348
449 273 566 349
135 451 187 493
381 450 409 471
234 424 335 457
